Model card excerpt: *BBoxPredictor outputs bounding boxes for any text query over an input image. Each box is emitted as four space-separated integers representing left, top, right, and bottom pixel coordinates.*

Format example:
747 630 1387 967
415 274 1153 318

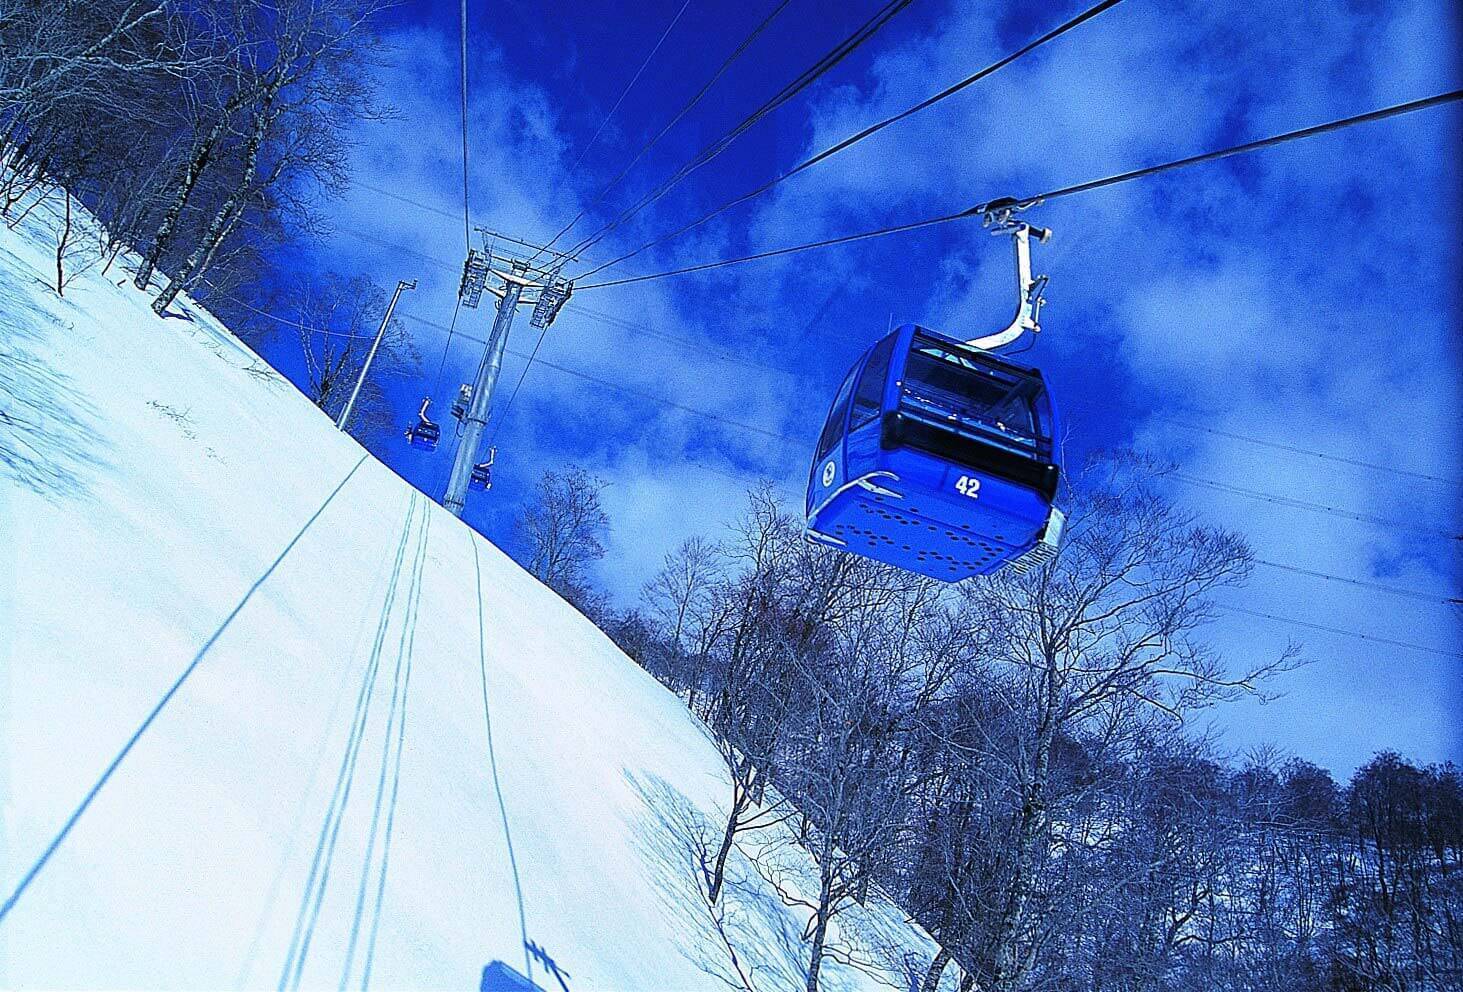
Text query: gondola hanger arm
966 198 1050 351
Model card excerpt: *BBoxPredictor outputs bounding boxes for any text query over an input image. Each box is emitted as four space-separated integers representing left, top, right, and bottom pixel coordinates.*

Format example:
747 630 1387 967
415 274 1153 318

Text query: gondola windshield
903 336 1040 451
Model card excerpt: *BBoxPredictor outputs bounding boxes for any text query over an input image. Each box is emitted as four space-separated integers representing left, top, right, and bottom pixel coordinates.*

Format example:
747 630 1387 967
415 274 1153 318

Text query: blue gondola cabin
406 398 441 451
405 417 440 451
805 323 1064 581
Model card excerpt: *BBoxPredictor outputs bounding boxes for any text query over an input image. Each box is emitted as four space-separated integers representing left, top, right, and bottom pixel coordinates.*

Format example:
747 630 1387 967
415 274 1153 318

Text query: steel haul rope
575 0 1127 280
576 89 1463 289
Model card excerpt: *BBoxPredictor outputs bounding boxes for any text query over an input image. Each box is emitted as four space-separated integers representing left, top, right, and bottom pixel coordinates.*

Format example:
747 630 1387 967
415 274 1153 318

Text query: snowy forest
3 2 1459 991
0 0 417 440
514 461 1463 992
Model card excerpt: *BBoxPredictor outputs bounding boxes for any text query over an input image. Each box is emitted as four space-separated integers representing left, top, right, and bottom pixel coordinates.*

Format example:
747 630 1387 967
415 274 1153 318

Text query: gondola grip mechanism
967 199 1051 351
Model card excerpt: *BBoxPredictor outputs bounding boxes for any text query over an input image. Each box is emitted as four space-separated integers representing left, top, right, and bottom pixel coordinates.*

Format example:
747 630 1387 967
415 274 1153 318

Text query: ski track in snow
0 199 939 990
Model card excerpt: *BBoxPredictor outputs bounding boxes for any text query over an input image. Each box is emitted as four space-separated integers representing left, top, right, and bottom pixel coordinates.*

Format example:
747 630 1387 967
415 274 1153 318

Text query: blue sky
251 0 1460 775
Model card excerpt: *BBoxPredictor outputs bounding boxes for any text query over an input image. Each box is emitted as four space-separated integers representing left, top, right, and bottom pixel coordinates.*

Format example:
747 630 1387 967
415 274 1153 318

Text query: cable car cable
574 88 1463 290
424 0 477 399
565 0 913 260
575 0 1126 281
486 322 550 445
1170 471 1459 543
458 0 472 251
580 206 972 287
1065 398 1460 488
282 222 1461 490
353 182 617 266
258 202 795 376
1137 413 1460 488
565 0 694 181
537 0 797 259
216 289 1455 542
564 0 916 262
1218 604 1463 661
570 303 793 375
1253 559 1460 608
1029 89 1463 209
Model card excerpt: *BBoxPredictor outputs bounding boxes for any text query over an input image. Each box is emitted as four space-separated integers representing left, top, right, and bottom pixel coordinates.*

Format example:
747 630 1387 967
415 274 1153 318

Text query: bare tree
641 536 725 709
147 0 389 312
1 0 389 322
931 451 1296 992
0 1 185 116
273 272 417 442
518 465 611 607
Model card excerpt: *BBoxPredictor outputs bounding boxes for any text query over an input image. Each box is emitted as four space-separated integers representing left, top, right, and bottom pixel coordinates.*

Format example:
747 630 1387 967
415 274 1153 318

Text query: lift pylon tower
442 230 574 517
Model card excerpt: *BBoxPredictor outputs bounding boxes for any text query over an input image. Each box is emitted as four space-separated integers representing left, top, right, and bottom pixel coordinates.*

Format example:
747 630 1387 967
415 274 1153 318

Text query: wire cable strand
1219 604 1463 660
1033 89 1463 208
424 0 476 399
396 306 1453 540
1254 559 1461 608
1170 472 1459 543
581 208 967 287
209 272 1460 498
539 0 796 257
565 0 916 262
565 0 694 181
575 0 1125 280
1121 410 1462 488
459 0 471 251
430 298 465 397
207 271 1457 492
576 88 1463 289
486 322 550 445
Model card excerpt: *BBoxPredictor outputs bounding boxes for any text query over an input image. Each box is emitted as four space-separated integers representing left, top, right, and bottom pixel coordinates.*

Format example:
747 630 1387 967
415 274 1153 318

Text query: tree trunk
134 114 228 290
152 194 246 313
986 707 1056 992
4 167 51 224
921 946 951 992
805 867 834 992
805 907 829 992
708 800 740 905
54 187 71 295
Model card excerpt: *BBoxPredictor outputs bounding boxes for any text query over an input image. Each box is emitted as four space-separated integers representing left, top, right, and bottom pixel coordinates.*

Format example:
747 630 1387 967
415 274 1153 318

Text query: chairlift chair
405 397 440 451
469 447 496 491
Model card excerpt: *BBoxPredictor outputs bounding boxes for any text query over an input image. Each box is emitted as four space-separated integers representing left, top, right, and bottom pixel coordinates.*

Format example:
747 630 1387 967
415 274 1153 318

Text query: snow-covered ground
0 201 935 990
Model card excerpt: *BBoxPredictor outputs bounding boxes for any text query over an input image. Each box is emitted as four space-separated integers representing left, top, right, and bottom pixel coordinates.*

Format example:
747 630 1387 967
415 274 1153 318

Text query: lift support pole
337 278 416 433
443 271 523 517
442 229 573 517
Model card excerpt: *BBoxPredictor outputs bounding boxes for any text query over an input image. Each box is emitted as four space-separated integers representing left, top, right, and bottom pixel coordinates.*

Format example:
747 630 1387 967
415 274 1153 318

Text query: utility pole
337 278 416 433
442 231 572 517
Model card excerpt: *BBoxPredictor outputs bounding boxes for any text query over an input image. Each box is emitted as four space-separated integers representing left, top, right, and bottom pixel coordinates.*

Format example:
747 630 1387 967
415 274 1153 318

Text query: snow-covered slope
0 203 933 990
